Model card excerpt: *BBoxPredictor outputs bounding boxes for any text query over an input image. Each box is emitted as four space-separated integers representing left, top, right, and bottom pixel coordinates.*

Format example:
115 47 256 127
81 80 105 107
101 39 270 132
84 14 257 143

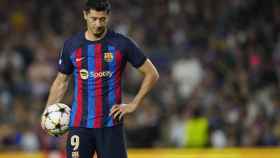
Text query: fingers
109 105 120 116
119 112 125 121
110 105 121 119
41 120 45 130
110 104 126 120
113 110 122 119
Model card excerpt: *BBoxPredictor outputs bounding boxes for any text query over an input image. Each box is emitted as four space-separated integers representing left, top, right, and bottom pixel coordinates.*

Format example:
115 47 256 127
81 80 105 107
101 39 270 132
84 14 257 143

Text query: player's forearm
46 74 70 106
132 70 159 106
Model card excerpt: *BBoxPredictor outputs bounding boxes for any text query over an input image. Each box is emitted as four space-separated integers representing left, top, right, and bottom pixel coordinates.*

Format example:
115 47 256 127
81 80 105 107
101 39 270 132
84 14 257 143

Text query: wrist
132 99 141 107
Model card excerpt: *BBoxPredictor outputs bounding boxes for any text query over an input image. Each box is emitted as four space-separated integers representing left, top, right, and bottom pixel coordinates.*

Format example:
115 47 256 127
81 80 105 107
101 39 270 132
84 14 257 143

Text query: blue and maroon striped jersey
57 30 147 128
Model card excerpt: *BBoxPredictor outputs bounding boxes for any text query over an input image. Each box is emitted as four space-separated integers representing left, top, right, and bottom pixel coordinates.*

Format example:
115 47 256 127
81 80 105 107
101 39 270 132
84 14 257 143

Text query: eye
100 18 106 22
91 17 97 21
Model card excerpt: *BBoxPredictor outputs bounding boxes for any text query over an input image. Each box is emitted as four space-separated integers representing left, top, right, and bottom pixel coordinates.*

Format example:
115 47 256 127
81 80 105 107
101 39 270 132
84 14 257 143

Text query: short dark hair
85 0 111 13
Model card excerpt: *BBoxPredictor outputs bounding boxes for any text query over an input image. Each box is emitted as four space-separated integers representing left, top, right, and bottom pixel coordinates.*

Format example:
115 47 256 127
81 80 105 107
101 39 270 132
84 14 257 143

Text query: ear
83 11 88 20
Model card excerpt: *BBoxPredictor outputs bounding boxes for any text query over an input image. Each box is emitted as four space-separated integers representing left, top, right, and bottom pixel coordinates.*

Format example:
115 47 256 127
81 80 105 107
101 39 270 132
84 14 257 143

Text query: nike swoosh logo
76 57 85 62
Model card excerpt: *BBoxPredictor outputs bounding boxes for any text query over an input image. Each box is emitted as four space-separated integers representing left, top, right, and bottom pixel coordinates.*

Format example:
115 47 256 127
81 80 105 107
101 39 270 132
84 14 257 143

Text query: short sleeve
125 38 147 68
57 42 73 74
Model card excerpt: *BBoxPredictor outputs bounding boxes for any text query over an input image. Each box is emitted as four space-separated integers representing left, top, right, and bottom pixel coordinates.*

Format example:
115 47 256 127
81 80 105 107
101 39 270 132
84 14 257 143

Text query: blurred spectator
184 106 208 147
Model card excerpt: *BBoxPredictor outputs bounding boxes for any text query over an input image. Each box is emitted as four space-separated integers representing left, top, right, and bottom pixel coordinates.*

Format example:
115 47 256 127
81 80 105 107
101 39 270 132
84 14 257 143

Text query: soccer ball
41 103 71 136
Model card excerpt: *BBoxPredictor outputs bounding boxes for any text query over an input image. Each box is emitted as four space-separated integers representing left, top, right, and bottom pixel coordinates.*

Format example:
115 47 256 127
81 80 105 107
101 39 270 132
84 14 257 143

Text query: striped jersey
57 30 146 128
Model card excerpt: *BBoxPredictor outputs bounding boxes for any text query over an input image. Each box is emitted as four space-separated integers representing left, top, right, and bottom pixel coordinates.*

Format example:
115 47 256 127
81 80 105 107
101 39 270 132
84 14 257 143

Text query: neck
85 28 108 42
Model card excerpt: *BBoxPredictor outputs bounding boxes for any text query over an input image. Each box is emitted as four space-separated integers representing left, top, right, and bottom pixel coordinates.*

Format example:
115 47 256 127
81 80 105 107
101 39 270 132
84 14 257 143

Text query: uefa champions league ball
41 103 71 136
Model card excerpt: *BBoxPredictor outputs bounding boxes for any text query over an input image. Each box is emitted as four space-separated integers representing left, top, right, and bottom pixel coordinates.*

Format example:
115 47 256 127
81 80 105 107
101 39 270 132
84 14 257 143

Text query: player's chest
70 44 123 67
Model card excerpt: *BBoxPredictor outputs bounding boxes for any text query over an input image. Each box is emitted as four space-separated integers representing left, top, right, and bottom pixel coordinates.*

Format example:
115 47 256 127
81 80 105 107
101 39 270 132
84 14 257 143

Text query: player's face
83 9 109 37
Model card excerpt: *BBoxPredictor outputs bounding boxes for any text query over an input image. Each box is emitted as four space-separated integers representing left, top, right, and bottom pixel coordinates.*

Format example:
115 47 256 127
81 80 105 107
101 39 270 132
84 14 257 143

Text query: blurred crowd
1 0 280 152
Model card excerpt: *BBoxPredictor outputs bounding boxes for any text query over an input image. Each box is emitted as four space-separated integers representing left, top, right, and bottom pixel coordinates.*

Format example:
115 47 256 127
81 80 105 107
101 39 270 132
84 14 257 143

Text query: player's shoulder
63 32 85 53
107 30 130 41
108 30 135 46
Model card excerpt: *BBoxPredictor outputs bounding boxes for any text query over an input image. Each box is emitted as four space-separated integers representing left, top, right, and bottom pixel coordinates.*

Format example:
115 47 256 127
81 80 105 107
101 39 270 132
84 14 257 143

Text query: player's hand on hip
109 103 138 121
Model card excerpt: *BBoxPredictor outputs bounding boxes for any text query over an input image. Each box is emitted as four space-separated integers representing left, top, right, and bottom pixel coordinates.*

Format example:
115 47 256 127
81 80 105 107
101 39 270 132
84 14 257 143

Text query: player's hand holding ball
109 102 138 120
41 103 71 137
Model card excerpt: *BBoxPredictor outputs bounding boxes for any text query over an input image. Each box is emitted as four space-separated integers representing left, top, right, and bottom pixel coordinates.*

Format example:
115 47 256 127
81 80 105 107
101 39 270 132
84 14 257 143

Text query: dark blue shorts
66 124 127 158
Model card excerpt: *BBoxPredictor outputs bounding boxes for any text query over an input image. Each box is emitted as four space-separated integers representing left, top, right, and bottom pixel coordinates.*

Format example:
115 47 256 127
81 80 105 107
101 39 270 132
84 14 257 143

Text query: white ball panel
44 117 56 130
48 111 61 124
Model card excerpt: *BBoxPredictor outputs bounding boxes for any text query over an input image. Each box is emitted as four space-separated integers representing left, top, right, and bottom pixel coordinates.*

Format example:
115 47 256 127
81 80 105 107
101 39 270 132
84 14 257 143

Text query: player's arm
131 59 159 106
45 40 73 107
46 72 71 106
110 59 159 120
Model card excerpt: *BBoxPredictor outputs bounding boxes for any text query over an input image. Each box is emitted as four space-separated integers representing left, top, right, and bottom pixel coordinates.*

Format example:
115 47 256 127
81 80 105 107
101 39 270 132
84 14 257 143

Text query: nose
95 19 102 27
